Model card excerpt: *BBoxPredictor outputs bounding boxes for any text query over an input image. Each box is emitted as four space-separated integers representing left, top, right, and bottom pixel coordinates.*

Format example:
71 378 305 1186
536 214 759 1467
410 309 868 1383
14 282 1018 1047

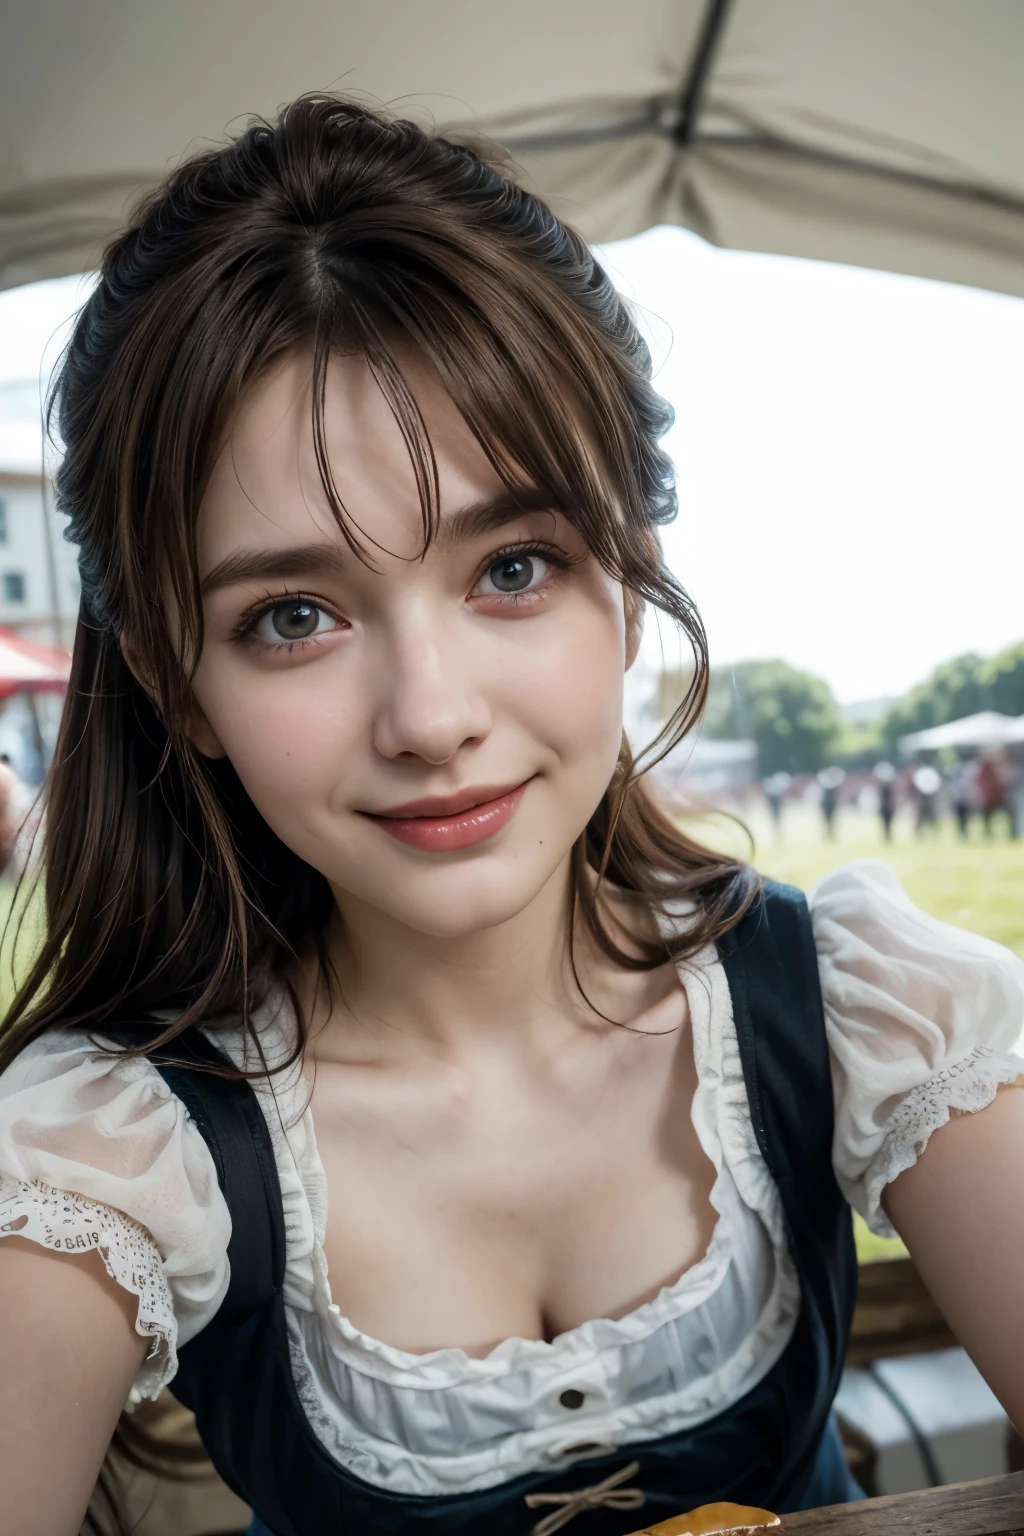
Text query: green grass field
0 874 44 1018
689 801 1024 959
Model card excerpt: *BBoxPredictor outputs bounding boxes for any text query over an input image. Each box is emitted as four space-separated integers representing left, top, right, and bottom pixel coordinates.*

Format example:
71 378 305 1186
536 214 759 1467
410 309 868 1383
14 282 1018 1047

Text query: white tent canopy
899 712 1024 755
3 1 1024 296
0 626 70 698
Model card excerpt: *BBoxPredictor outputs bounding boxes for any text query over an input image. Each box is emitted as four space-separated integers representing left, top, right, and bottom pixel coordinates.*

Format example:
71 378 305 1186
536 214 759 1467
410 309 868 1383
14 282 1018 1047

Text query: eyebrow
435 487 558 551
200 541 347 595
199 488 560 594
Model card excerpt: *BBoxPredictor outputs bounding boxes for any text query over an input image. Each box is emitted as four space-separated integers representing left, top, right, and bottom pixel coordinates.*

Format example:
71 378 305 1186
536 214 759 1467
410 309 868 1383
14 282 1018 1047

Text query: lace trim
0 1173 177 1399
863 1045 1024 1238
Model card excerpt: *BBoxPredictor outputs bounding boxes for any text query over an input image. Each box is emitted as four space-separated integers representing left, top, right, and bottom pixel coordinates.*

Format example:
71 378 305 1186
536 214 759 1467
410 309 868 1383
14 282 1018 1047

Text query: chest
307 1000 719 1356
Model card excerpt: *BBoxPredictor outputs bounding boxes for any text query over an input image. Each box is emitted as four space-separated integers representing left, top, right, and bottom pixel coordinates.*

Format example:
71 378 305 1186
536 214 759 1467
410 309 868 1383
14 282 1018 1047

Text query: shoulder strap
717 879 857 1483
717 878 833 1198
147 1029 287 1322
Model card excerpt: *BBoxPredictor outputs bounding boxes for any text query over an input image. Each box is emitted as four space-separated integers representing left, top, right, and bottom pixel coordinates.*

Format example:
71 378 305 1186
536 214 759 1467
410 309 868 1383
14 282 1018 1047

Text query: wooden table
784 1473 1024 1534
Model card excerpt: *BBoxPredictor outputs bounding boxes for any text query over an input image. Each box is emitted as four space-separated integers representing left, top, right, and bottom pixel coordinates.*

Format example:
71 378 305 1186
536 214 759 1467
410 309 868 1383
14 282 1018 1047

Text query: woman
1 97 1022 1536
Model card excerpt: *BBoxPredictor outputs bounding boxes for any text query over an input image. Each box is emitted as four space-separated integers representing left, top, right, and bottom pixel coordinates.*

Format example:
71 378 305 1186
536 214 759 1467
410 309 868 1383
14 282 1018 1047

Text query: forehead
199 347 506 565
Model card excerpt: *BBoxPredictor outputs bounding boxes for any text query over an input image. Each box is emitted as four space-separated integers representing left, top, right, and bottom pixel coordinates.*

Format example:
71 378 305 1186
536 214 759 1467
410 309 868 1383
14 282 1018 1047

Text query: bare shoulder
0 1228 144 1321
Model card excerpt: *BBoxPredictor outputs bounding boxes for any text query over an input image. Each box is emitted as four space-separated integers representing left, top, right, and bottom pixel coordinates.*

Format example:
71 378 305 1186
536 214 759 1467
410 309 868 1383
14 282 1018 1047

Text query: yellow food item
627 1502 782 1535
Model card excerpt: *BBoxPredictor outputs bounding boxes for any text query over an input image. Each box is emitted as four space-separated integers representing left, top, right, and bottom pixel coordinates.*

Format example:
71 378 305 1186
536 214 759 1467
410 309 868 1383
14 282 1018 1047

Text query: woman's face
190 348 635 939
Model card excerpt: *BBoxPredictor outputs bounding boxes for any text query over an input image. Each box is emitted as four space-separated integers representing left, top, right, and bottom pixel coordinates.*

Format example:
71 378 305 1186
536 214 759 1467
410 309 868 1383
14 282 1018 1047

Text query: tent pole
25 691 47 779
675 0 734 146
39 477 63 650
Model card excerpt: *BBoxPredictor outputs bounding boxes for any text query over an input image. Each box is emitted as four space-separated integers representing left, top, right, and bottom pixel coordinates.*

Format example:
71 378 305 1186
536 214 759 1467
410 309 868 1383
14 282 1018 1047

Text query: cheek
496 585 626 766
192 658 364 808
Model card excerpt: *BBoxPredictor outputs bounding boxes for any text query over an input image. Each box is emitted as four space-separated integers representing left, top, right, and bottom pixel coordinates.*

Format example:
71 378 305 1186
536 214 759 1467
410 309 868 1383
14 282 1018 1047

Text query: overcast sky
2 230 1022 705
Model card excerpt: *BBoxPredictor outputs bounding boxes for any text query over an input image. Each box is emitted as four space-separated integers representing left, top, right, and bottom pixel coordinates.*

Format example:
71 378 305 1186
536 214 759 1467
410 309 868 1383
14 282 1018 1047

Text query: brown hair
2 92 753 1065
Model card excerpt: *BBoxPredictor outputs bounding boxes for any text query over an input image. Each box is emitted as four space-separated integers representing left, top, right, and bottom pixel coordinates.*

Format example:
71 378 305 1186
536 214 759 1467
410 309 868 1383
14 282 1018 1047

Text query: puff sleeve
809 860 1024 1238
0 1028 231 1398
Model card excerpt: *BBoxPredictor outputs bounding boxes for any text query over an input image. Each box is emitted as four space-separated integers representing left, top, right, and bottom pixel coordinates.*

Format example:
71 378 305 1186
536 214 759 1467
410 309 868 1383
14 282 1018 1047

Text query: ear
119 634 228 760
624 586 645 671
183 700 229 760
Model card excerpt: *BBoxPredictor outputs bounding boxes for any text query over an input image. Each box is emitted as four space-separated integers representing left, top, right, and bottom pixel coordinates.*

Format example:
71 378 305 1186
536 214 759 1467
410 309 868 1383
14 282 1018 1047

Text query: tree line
681 640 1024 776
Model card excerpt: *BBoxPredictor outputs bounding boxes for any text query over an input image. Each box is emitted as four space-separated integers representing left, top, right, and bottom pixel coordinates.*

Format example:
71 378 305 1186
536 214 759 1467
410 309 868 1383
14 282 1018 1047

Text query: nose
371 606 492 765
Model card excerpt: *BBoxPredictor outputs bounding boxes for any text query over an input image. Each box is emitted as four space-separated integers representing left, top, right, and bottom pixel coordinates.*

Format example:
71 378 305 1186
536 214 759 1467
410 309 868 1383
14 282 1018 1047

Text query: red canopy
0 626 70 699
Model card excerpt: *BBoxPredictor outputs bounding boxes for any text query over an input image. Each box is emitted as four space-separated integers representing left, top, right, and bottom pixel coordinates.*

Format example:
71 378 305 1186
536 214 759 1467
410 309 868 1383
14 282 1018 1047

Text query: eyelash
231 592 338 654
471 540 577 606
232 538 578 651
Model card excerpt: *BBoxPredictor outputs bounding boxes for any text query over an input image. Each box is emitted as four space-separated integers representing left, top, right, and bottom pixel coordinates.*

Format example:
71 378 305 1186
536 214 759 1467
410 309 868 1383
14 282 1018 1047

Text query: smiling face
189 346 634 941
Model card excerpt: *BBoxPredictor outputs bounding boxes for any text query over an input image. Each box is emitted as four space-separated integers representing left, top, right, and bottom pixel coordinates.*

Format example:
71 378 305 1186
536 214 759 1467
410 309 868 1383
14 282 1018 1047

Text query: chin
351 853 567 939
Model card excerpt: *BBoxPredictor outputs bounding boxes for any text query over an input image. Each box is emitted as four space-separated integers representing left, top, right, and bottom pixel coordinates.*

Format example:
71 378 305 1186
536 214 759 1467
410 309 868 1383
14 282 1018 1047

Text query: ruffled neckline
315 1180 741 1380
237 940 789 1385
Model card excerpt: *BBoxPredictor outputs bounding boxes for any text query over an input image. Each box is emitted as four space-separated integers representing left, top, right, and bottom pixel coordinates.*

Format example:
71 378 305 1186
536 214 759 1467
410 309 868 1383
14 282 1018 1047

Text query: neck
321 857 575 1060
306 856 651 1063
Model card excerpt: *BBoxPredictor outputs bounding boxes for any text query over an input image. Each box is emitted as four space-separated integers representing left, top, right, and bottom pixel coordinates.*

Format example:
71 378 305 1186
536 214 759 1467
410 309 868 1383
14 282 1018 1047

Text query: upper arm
808 862 1024 1424
0 1028 235 1532
883 1083 1024 1431
0 1236 149 1536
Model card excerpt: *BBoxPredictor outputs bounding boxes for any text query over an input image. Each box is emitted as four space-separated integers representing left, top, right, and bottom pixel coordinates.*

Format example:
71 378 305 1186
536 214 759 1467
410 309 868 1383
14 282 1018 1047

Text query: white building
0 470 80 648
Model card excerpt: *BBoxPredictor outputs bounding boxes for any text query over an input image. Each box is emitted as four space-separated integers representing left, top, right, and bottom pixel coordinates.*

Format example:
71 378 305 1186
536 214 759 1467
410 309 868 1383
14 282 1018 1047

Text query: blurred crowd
0 753 39 879
763 750 1024 842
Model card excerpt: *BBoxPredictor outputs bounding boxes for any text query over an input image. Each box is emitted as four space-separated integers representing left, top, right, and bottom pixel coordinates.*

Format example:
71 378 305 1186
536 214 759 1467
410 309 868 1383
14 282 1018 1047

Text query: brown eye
254 600 338 644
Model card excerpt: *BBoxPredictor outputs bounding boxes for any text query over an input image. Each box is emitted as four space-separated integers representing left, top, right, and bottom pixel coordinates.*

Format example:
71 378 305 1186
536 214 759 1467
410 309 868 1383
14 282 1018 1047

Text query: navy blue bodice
153 882 858 1535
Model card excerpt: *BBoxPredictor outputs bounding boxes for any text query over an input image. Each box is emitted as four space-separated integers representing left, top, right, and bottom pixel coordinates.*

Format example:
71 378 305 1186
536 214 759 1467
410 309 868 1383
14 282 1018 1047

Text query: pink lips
362 781 531 852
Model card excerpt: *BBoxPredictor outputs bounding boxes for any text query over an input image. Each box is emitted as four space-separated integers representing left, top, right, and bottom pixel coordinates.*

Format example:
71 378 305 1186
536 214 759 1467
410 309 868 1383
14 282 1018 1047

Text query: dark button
559 1388 586 1410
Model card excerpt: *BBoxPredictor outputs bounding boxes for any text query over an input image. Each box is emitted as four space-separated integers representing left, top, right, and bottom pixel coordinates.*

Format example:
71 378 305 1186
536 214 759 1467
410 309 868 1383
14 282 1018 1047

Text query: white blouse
1 861 1022 1497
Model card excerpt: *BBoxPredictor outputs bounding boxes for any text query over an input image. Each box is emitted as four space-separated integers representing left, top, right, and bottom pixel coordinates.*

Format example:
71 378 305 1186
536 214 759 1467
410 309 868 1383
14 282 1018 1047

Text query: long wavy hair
2 92 754 1067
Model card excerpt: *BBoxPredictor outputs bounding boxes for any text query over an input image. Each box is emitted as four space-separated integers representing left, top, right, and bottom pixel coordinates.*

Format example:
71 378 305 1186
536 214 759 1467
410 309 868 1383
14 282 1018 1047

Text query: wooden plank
784 1472 1024 1535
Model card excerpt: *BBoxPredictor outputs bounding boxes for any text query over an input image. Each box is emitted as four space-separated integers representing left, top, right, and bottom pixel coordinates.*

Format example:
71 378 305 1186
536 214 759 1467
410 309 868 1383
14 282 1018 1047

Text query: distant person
1007 752 1024 839
0 757 19 872
873 761 898 843
762 771 792 836
0 754 40 879
947 756 977 840
911 763 942 836
817 766 845 841
976 754 1008 838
